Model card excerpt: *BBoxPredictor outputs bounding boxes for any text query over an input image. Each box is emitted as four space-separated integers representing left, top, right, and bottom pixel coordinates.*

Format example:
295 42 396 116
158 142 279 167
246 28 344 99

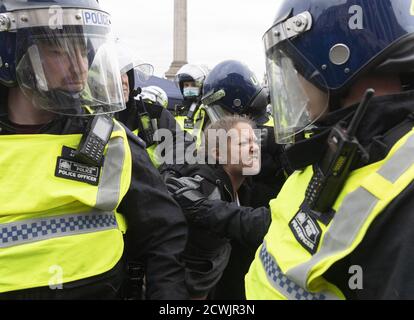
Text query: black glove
161 169 180 184
166 176 208 216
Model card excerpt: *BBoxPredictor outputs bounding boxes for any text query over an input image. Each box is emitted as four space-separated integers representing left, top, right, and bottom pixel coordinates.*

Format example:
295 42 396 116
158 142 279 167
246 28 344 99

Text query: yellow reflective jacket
246 128 414 300
0 121 131 293
175 106 206 147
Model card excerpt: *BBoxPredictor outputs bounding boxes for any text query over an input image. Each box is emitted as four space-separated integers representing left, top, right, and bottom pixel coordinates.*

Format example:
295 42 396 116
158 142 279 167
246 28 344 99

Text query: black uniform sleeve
118 135 189 300
191 200 271 249
159 108 178 131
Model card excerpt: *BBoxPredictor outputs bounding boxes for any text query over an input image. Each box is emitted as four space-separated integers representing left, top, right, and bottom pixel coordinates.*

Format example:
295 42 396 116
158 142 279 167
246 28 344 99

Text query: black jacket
0 116 189 300
172 164 232 298
119 129 188 300
173 163 268 299
320 90 414 299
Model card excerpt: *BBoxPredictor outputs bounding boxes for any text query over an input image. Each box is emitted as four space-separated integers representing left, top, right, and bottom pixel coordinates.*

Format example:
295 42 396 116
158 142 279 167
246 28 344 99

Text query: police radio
136 97 156 147
75 114 114 167
304 89 375 221
186 102 199 121
183 102 199 129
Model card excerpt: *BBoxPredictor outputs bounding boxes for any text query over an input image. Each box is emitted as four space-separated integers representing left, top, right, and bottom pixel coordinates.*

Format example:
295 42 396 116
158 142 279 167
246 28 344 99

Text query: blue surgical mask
183 87 200 98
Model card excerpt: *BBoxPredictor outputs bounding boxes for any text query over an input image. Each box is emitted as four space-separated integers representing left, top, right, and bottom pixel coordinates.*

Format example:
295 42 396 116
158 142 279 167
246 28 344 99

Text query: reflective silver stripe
95 122 125 211
0 211 117 248
378 133 414 183
287 132 414 289
287 188 377 288
260 241 337 300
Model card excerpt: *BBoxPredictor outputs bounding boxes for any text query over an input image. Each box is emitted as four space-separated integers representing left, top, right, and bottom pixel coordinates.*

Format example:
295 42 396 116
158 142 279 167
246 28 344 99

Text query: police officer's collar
284 90 414 171
0 114 88 135
0 89 91 135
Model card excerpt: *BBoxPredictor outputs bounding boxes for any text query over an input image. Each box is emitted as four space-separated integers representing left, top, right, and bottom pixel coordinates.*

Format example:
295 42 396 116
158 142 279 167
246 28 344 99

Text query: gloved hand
166 176 208 217
161 169 180 184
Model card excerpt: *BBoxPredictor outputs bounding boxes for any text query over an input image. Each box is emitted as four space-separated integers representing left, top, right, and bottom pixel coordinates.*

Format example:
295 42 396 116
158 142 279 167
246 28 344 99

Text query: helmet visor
116 40 153 82
266 43 329 144
15 25 125 116
175 64 208 88
204 104 232 124
134 63 154 83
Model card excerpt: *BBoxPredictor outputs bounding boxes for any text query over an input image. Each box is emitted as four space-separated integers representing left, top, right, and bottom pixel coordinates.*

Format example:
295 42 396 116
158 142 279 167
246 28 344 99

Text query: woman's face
222 122 261 176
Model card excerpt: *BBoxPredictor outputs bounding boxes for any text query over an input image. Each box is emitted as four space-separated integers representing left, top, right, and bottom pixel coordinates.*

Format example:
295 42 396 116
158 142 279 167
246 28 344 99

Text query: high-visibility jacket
263 117 274 128
246 127 414 300
175 107 206 147
132 127 159 167
0 121 131 293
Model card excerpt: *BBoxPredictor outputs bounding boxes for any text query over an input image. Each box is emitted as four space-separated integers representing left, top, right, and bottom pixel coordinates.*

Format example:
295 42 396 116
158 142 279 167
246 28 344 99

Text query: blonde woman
167 115 263 299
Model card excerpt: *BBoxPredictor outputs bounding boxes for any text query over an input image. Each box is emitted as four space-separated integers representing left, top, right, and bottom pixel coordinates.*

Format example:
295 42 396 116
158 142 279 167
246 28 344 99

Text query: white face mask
183 87 200 98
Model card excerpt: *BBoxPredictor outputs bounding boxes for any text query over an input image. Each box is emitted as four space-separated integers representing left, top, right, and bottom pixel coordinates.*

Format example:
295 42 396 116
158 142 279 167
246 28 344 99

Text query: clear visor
116 40 153 82
133 63 154 83
175 64 208 87
204 104 232 124
266 46 329 144
15 27 125 116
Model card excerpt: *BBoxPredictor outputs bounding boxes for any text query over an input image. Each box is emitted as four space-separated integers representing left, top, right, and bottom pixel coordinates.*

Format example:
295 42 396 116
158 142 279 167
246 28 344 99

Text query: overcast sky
99 0 280 79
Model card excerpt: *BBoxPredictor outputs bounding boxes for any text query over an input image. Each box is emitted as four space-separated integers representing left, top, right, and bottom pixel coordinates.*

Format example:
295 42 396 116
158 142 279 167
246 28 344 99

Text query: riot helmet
116 39 153 99
264 0 414 143
201 60 267 122
175 64 209 101
0 0 125 116
138 85 168 108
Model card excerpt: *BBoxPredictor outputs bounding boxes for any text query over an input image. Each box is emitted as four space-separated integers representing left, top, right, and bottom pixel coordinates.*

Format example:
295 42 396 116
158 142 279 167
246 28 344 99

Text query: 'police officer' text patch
289 210 322 255
55 147 100 186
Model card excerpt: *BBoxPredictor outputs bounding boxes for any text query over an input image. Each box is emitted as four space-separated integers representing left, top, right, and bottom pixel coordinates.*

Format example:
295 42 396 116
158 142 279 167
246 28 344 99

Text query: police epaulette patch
289 208 322 255
55 146 100 186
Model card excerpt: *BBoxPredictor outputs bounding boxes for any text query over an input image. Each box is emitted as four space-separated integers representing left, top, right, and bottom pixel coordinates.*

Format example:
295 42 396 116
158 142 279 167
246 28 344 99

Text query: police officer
0 0 188 299
116 39 155 142
245 0 414 299
174 64 210 142
117 54 188 168
201 60 286 208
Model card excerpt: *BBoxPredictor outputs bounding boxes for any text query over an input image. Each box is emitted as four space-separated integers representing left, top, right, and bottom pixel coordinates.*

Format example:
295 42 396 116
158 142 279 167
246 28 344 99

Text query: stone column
165 0 188 80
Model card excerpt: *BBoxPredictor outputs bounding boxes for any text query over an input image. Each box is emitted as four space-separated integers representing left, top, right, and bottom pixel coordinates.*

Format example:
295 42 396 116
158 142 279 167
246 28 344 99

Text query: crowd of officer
1 0 414 300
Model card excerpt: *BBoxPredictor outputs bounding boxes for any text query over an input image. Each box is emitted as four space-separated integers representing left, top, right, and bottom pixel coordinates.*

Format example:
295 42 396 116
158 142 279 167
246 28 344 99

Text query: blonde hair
200 115 255 163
